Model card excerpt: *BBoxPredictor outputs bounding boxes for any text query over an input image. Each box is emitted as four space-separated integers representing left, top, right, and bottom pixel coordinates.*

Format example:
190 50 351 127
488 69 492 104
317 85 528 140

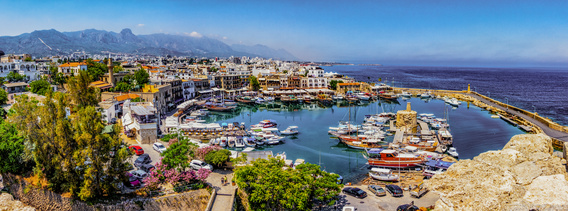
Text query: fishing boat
364 148 425 168
447 147 459 157
369 168 399 181
422 160 454 177
280 126 299 135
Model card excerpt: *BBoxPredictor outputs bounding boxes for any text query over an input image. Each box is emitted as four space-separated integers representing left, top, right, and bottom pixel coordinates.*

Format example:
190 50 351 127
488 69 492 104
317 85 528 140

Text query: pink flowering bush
142 158 212 193
195 145 222 160
196 168 211 182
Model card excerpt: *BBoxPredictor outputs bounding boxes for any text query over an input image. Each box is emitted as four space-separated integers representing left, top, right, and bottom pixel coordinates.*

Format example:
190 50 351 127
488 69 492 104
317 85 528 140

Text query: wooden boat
236 96 254 104
365 149 424 168
206 104 235 112
437 128 453 145
369 168 399 181
378 92 398 101
406 137 437 152
341 138 383 149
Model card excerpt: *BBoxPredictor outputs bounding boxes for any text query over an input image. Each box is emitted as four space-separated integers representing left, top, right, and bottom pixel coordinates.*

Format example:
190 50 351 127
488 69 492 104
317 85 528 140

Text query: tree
113 65 124 73
6 71 25 82
134 68 150 85
0 119 29 174
204 149 231 167
114 82 132 92
24 57 33 62
67 70 100 109
85 58 108 81
0 89 7 105
249 76 260 91
329 80 339 90
29 79 51 96
234 158 342 211
161 138 197 171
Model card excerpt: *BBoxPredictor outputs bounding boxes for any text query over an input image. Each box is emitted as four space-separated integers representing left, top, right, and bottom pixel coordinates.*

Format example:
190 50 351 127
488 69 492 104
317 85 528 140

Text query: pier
392 87 568 143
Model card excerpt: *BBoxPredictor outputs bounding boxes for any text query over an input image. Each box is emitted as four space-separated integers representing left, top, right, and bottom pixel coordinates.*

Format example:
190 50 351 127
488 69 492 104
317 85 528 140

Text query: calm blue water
324 65 568 126
206 98 524 183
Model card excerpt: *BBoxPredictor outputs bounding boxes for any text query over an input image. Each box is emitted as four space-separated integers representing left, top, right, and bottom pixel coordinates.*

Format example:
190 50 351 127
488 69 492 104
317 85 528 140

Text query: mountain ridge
0 28 298 60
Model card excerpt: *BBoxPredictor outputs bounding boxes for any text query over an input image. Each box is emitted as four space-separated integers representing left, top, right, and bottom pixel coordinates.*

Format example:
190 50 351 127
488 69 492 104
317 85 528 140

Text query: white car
190 160 213 171
152 143 167 153
131 170 148 179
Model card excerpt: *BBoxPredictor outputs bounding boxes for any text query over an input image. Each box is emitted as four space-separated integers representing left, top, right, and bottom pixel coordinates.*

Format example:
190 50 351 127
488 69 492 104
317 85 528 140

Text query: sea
205 65 567 183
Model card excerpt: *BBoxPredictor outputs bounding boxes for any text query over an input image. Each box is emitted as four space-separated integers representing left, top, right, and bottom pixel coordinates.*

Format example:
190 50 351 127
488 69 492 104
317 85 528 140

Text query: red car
128 146 144 156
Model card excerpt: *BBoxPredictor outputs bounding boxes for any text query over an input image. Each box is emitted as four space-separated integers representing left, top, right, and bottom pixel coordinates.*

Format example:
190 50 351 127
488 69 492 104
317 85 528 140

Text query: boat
205 103 235 112
254 137 265 146
369 168 399 181
445 98 460 107
437 128 453 145
364 148 425 168
227 137 236 148
332 95 344 101
447 147 459 157
356 93 371 101
406 137 438 152
235 137 246 148
254 97 265 104
224 100 237 106
420 91 432 98
251 120 278 128
266 136 284 145
378 92 398 101
236 96 254 104
340 138 383 149
280 126 299 135
422 160 454 177
491 115 499 118
400 91 411 98
220 137 227 147
244 137 256 147
302 95 313 104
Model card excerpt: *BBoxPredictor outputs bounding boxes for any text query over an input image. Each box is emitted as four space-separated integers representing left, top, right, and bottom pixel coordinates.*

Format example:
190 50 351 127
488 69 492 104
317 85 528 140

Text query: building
58 62 87 76
149 78 183 105
2 82 28 94
337 82 362 93
182 79 196 100
138 84 172 114
0 61 40 81
121 101 158 144
301 77 328 89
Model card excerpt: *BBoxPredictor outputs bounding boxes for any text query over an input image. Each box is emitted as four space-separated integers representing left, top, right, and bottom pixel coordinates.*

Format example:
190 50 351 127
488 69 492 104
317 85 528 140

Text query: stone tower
396 102 418 132
108 57 114 86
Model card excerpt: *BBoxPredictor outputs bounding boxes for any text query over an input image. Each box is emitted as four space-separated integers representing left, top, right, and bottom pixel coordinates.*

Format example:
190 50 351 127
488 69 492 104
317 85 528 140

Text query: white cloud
185 31 203 38
137 24 144 27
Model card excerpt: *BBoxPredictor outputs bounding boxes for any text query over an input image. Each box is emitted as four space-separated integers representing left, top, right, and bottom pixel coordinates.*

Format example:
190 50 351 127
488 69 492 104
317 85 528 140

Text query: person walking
224 176 228 185
221 176 225 186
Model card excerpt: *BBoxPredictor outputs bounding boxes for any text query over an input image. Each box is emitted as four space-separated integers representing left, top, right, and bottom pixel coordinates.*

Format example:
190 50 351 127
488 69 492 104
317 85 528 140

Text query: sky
1 0 568 67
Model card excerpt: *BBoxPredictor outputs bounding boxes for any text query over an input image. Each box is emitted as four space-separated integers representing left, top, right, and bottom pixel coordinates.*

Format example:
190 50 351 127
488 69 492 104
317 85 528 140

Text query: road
468 93 568 142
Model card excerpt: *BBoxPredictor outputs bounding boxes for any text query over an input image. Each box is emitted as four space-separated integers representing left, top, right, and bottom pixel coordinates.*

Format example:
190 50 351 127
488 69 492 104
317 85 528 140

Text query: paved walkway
206 169 237 211
468 93 568 142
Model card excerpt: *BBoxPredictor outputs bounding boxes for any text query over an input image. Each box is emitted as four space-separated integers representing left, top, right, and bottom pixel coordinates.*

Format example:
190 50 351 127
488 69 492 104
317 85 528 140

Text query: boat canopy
367 148 384 154
424 160 454 169
405 146 418 151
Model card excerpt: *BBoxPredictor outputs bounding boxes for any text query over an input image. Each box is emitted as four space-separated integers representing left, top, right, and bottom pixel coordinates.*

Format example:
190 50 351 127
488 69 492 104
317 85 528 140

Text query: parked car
342 206 356 211
139 163 155 173
125 172 142 188
396 203 419 211
342 187 367 199
152 143 167 153
128 145 144 156
385 185 404 197
134 154 151 167
368 185 386 197
131 170 148 180
190 160 213 171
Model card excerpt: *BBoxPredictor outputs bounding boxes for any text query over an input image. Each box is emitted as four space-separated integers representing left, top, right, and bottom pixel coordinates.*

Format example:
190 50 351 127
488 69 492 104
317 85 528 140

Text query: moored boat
365 148 424 168
369 168 399 181
280 126 299 135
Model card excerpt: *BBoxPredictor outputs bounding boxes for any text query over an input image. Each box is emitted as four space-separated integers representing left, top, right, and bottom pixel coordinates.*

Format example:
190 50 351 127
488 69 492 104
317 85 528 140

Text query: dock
389 120 396 132
393 129 404 144
498 114 518 127
417 120 429 131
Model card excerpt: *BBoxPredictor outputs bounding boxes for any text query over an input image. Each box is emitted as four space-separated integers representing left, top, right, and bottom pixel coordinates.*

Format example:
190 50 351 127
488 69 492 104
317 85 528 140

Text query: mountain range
0 28 298 60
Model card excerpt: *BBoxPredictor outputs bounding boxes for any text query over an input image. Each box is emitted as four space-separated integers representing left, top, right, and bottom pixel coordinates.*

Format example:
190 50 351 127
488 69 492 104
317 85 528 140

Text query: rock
523 174 568 205
0 193 36 211
425 134 568 210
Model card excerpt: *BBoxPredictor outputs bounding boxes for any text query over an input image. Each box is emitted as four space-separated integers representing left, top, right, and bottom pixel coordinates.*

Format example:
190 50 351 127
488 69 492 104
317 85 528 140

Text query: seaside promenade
206 170 237 211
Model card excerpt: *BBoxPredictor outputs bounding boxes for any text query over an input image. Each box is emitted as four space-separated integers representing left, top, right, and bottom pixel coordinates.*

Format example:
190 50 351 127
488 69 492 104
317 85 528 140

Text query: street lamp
505 97 508 111
532 105 536 118
487 91 490 98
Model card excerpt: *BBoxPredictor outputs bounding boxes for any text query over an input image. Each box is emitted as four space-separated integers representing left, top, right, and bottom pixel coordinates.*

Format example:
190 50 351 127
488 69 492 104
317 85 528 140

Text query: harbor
167 94 526 184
